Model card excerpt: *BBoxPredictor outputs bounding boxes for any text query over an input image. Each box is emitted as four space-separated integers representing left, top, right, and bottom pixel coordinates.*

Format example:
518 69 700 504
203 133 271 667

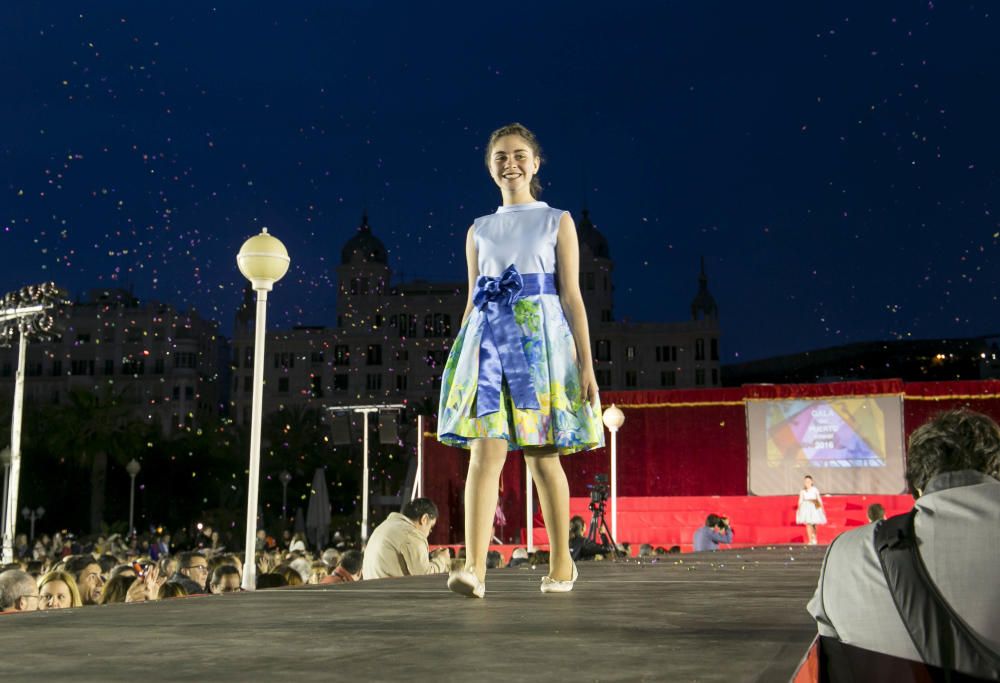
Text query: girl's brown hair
485 123 544 198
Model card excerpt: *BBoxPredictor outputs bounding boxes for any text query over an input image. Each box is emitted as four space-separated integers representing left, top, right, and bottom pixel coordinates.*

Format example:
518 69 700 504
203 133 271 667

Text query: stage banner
746 393 906 495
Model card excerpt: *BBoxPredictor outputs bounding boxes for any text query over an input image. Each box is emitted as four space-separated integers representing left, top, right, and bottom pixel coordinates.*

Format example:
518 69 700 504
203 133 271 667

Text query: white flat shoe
447 568 485 598
540 564 578 594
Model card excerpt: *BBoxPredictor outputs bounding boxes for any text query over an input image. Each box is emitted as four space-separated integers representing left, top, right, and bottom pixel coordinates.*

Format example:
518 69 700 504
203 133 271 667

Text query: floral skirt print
437 284 604 455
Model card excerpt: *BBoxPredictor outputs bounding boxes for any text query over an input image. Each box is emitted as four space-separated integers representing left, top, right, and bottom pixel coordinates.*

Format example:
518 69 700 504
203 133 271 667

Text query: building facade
0 287 226 432
229 211 722 425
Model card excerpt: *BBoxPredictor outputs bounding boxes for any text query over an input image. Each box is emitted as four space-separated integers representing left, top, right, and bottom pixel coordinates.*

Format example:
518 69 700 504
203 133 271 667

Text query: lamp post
325 403 405 545
126 458 141 537
21 506 44 542
602 404 625 544
279 470 292 525
237 228 290 591
1 283 69 564
0 447 9 534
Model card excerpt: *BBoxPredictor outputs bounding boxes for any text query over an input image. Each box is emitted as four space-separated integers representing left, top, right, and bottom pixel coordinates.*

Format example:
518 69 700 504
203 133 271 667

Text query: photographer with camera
692 513 734 552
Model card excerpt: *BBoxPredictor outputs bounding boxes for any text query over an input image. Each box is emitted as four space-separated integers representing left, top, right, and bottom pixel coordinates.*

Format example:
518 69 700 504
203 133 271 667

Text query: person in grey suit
807 409 1000 672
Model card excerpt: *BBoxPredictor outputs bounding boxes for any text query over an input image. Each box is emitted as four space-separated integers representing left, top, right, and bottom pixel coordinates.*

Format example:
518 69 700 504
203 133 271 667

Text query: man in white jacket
362 498 451 579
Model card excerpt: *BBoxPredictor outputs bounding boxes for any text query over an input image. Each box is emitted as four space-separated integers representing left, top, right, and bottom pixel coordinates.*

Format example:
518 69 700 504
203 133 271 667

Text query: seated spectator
692 514 733 552
486 550 503 569
288 532 307 553
98 574 134 605
288 557 311 584
866 502 885 523
0 569 40 612
209 565 242 594
308 561 329 584
321 550 363 584
808 409 1000 677
63 555 105 606
158 581 189 600
256 573 288 589
170 551 209 594
321 548 341 569
274 564 305 587
638 544 654 558
508 547 529 568
38 570 83 610
361 498 451 579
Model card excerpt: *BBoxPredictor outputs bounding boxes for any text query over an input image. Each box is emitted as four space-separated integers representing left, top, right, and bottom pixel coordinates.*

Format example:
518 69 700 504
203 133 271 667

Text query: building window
173 385 181 400
104 359 115 375
51 360 62 377
244 376 251 394
274 352 294 369
596 340 611 362
711 338 719 361
1 362 10 377
625 346 636 361
373 314 383 329
432 375 442 391
278 377 289 393
311 351 324 364
311 376 323 398
394 314 417 338
185 386 194 400
661 370 676 387
333 374 349 391
28 362 43 377
711 368 719 386
366 344 382 365
603 274 609 291
71 360 95 376
396 375 408 391
625 370 637 388
596 369 612 387
585 272 595 291
154 357 165 374
366 373 382 391
334 345 350 366
395 349 409 362
75 333 91 344
695 368 706 386
655 346 679 363
175 352 197 369
601 310 612 323
244 347 253 369
695 339 705 361
424 314 452 338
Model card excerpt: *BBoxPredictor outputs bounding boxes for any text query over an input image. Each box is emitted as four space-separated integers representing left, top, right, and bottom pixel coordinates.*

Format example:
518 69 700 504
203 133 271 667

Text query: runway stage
1 546 826 682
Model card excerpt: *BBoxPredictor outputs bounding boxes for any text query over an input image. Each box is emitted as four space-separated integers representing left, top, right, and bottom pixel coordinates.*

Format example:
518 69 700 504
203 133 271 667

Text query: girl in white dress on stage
796 474 826 545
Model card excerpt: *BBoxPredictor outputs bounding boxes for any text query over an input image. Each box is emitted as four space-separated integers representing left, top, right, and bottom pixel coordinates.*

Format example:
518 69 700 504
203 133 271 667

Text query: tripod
585 494 621 557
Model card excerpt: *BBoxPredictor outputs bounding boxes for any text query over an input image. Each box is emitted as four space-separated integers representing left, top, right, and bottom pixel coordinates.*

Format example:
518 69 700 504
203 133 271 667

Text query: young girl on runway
796 474 826 545
437 123 604 598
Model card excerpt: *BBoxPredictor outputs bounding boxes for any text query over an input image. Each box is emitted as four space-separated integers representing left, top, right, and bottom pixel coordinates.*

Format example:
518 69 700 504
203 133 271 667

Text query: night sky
2 2 998 362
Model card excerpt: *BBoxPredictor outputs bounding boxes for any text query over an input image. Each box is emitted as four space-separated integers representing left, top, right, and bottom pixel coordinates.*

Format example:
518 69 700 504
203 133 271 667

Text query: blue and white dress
436 201 604 455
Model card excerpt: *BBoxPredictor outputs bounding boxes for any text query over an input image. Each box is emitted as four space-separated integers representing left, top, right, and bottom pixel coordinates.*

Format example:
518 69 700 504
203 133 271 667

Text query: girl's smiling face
489 134 540 197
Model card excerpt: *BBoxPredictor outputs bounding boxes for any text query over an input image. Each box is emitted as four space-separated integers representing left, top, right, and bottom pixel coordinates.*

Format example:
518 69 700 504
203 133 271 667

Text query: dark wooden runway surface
0 546 826 682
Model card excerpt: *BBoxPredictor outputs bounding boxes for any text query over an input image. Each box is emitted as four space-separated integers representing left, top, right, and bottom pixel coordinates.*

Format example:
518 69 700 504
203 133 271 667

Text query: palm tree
45 388 149 533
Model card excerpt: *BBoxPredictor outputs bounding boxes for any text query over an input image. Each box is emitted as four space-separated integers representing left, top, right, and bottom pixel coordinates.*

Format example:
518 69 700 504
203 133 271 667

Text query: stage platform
1 546 826 682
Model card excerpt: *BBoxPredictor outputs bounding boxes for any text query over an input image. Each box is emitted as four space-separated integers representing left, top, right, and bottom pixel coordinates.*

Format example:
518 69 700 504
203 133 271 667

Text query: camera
588 473 609 505
716 516 730 532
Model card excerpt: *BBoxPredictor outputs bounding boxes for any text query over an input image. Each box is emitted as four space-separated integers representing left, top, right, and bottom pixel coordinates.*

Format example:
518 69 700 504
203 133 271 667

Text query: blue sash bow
473 264 558 418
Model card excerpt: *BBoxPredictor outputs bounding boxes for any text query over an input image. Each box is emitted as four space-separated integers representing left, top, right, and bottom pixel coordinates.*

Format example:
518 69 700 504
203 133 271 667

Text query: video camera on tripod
580 473 621 558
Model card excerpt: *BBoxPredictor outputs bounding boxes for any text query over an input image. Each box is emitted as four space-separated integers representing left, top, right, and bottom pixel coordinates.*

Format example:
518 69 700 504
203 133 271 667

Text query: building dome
341 212 388 265
577 209 611 260
691 257 718 321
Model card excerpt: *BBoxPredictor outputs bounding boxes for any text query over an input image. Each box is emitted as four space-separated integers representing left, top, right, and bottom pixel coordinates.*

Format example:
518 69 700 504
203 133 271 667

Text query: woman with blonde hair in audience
38 570 83 610
308 560 329 584
98 573 134 604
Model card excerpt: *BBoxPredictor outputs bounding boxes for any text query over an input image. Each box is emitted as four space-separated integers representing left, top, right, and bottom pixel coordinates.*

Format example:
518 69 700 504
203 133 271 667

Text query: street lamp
1 283 70 564
21 506 44 542
237 228 290 591
279 470 292 525
602 404 625 544
0 447 9 534
126 458 141 537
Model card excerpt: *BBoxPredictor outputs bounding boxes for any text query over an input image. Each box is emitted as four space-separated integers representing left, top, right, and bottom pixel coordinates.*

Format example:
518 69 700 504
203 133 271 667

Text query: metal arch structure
1 282 70 565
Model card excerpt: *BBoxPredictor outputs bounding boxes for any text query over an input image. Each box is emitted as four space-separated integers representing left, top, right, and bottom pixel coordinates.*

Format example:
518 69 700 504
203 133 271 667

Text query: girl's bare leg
465 438 508 583
525 447 574 582
806 524 816 544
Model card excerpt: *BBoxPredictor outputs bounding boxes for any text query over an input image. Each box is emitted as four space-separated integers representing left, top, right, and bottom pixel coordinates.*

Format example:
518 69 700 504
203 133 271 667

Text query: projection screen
746 395 907 495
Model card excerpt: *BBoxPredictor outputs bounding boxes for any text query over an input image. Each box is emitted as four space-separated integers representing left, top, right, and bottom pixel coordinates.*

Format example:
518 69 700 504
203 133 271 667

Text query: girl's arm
460 225 479 326
555 212 599 408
